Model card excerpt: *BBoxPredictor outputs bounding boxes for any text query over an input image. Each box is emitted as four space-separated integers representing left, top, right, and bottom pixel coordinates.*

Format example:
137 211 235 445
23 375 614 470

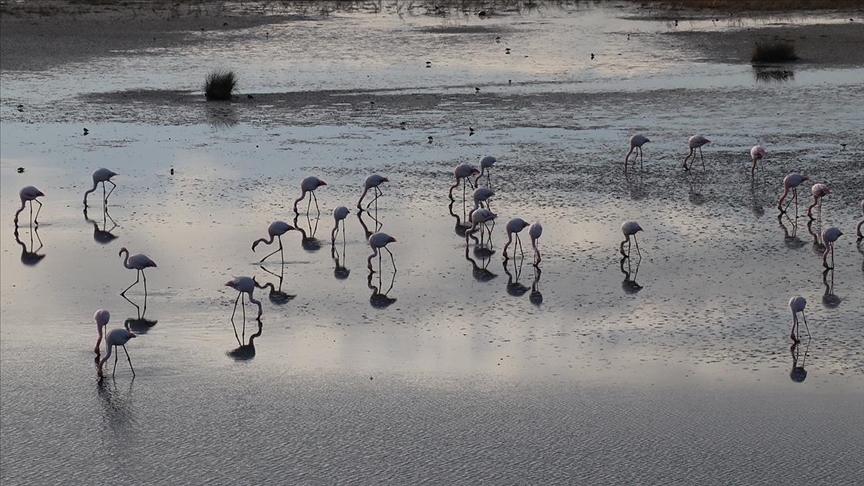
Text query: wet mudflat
2 2 863 484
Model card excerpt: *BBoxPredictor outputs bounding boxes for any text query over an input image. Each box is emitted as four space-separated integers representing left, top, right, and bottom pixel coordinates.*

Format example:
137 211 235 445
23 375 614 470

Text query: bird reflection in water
13 226 45 266
821 268 841 308
332 238 350 280
688 172 706 206
258 264 297 305
96 374 135 428
807 217 826 258
620 256 643 294
789 338 810 383
448 201 471 238
368 270 397 308
357 206 383 240
293 213 322 253
465 242 496 282
122 291 158 335
625 170 645 201
84 206 118 245
777 214 806 250
228 319 262 361
502 257 529 297
749 180 766 218
529 266 543 306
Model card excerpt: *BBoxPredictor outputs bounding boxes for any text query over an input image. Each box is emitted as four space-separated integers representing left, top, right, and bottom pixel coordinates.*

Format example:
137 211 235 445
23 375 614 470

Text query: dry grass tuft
751 41 799 63
204 69 237 101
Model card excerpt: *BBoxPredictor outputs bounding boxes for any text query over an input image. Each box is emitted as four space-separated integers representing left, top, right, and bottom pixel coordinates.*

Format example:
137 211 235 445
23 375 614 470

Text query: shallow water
2 3 864 485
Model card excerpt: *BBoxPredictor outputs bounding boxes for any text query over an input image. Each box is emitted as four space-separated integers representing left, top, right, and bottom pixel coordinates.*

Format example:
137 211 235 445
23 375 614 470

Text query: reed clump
204 69 237 101
751 41 799 63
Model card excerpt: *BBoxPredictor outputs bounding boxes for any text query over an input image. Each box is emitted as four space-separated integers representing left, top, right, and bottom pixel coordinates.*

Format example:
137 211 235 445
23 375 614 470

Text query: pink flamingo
83 168 118 207
119 247 157 296
503 218 530 259
807 183 830 219
682 135 710 170
252 221 295 264
449 163 479 201
620 221 643 257
788 296 808 342
225 276 263 344
625 134 649 171
93 309 111 354
821 226 842 269
367 232 397 272
13 186 44 226
529 221 543 266
474 156 496 187
293 176 327 214
332 206 350 244
357 174 389 210
465 208 497 244
777 173 809 213
98 328 136 378
749 145 765 178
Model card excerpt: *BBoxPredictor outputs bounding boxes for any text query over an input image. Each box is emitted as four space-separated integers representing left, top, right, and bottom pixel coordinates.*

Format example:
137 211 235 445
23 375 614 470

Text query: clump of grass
204 69 237 101
751 41 798 64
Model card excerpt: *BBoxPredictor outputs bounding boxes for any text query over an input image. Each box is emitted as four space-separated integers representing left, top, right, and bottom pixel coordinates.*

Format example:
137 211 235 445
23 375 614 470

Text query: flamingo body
683 135 710 170
332 206 350 243
777 173 809 212
529 221 543 265
857 199 864 238
83 168 118 206
367 232 397 271
788 296 808 342
99 328 136 377
475 155 497 186
293 176 327 214
503 218 530 259
450 163 479 200
821 226 842 269
749 145 765 178
252 221 294 263
225 276 263 321
94 309 111 354
119 247 157 295
14 186 45 226
620 221 643 257
358 174 389 209
625 134 649 171
807 183 830 218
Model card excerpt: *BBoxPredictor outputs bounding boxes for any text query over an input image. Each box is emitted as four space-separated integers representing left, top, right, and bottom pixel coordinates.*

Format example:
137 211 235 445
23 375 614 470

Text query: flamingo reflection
502 258 529 297
84 207 118 245
789 339 810 383
122 291 157 335
13 227 45 266
777 214 806 250
228 319 262 361
448 201 471 238
292 213 323 253
465 242 497 282
620 256 643 294
368 270 397 308
529 266 543 306
258 264 297 305
332 239 350 280
357 208 382 241
821 268 840 308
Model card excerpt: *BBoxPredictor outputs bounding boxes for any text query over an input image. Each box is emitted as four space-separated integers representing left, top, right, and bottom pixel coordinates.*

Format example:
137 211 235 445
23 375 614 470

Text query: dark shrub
204 69 237 101
752 41 798 63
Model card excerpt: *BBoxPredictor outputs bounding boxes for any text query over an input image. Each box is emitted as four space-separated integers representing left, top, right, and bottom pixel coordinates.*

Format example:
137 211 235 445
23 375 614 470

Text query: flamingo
93 309 111 354
119 247 157 296
470 187 495 217
98 328 136 378
503 218 530 259
293 176 327 214
449 163 479 201
749 145 765 178
682 135 710 170
357 174 389 210
821 226 842 269
13 186 44 226
225 276 263 344
777 173 809 213
620 221 643 257
83 168 118 207
807 183 830 219
529 221 543 266
252 221 294 264
367 232 397 272
474 155 496 187
788 296 809 342
858 200 864 238
465 208 497 244
332 206 350 244
625 135 649 171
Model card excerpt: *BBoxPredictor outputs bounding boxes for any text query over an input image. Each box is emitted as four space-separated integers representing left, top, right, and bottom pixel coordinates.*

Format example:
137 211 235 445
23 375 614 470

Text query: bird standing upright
807 183 830 219
682 135 710 171
252 221 294 264
357 174 389 211
13 186 44 227
83 168 118 207
118 247 157 296
620 221 643 258
293 176 327 215
625 135 649 172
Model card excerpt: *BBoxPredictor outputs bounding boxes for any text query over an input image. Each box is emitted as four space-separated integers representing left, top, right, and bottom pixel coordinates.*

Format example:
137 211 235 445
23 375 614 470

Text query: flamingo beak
225 281 233 286
128 332 137 338
389 237 397 243
319 181 328 186
382 178 389 183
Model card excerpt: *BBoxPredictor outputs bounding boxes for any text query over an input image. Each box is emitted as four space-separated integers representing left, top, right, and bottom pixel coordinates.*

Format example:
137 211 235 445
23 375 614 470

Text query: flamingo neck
358 187 369 206
120 249 131 269
293 191 306 211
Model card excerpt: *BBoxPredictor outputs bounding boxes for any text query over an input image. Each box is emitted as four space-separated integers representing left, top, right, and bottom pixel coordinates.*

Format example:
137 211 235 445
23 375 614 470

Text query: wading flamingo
449 163 479 201
625 135 649 171
465 208 497 244
789 296 808 342
332 206 350 244
470 187 495 217
225 276 263 344
357 174 389 211
807 183 830 219
293 176 327 215
93 309 111 354
367 232 397 272
13 186 44 226
119 247 157 296
98 328 136 378
749 145 765 178
821 226 842 269
503 218 530 259
252 221 294 264
777 173 809 214
682 135 710 171
83 168 118 207
620 221 643 258
474 155 496 187
529 221 543 266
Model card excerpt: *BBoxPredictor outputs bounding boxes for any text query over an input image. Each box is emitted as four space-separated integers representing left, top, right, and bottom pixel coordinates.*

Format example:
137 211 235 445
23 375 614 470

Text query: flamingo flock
11 130 861 380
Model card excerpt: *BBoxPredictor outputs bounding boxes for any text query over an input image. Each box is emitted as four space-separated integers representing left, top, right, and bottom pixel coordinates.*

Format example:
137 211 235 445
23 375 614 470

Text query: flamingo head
317 180 328 187
118 247 127 257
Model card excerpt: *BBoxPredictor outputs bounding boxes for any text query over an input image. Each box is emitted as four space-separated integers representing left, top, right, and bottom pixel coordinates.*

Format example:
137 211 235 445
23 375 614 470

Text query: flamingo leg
385 246 396 272
639 146 644 170
113 347 119 376
142 270 148 295
699 147 705 170
801 310 810 340
241 293 246 343
516 233 524 258
259 246 280 263
278 235 284 265
122 344 135 375
342 221 346 245
620 238 628 257
121 271 141 296
633 235 641 257
105 180 117 203
312 191 320 215
230 293 242 346
307 194 312 214
486 171 491 189
790 313 798 341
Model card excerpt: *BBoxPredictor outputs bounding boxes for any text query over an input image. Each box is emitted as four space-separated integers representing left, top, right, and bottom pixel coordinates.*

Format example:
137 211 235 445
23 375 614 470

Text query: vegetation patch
751 41 799 63
204 69 237 101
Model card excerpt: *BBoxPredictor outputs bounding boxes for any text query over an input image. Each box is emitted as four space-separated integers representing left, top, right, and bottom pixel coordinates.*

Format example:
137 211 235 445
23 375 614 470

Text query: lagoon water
2 3 863 484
